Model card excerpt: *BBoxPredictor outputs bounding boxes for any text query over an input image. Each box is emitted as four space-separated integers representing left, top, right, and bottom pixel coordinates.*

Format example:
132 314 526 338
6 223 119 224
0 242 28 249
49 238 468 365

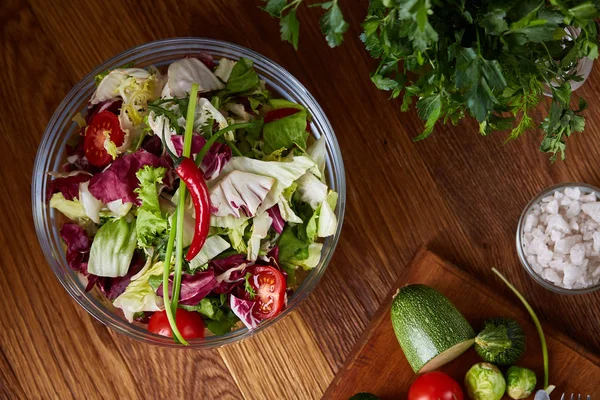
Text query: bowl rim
32 37 346 347
516 182 600 295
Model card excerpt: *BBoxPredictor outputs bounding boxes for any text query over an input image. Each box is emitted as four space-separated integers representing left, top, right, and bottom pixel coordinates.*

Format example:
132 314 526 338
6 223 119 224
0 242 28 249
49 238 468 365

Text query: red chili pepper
174 157 210 261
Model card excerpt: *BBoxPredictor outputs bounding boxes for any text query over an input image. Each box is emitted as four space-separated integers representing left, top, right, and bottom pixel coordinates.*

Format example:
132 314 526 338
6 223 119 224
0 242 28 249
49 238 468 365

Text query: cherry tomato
84 111 125 167
408 372 463 400
148 309 205 339
249 266 286 320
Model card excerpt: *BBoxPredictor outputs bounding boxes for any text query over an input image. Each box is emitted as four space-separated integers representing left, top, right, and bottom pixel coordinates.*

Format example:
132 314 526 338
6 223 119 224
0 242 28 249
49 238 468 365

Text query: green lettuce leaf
135 166 168 248
226 58 259 93
247 212 273 261
49 193 89 222
188 235 231 270
113 260 165 322
88 218 137 277
262 109 309 154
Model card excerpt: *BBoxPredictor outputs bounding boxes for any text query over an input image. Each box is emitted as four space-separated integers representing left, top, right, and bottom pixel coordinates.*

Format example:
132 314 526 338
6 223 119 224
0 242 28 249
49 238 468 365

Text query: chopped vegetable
87 218 137 278
506 366 537 399
391 284 475 373
475 317 526 365
464 363 506 400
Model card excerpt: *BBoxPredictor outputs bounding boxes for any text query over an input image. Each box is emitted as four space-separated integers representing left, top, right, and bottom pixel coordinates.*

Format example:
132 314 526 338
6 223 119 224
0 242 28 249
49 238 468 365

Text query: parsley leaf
261 0 348 49
314 1 349 47
280 8 301 50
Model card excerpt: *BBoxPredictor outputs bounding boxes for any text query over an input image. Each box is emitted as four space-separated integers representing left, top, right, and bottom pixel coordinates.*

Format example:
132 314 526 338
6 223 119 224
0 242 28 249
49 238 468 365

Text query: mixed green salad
47 53 338 342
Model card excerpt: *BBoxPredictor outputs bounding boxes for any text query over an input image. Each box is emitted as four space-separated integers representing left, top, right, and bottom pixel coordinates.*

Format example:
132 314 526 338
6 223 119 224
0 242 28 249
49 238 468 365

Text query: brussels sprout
465 362 506 400
475 317 526 365
506 366 537 399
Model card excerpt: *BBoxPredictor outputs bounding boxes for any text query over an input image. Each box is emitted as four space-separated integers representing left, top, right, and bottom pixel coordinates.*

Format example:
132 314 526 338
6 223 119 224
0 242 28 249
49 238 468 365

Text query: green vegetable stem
492 268 552 394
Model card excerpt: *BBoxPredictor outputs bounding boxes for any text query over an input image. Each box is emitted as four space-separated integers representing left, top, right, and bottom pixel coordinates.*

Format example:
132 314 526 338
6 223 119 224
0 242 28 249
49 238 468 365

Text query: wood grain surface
1 0 599 399
324 248 600 399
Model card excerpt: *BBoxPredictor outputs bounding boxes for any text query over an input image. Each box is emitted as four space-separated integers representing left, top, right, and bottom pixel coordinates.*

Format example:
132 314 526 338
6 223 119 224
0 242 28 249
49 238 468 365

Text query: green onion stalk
492 268 554 396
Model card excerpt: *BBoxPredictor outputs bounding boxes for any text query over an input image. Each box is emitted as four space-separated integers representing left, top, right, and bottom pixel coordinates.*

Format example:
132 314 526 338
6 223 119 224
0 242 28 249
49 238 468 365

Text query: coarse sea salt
522 187 600 289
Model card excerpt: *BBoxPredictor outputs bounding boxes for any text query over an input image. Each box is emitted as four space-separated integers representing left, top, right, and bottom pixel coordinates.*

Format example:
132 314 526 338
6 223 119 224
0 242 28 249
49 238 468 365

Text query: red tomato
249 266 286 320
84 111 125 166
148 309 205 339
263 107 300 124
408 372 463 400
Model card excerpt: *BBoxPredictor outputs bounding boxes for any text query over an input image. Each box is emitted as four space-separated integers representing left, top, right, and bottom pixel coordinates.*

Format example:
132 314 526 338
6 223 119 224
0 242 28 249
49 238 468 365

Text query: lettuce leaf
214 58 237 83
262 108 309 154
134 166 168 248
228 220 249 253
49 193 89 222
218 156 317 213
317 190 338 237
288 242 323 270
188 235 231 270
166 58 224 97
209 170 275 218
226 58 259 93
88 150 171 205
307 135 326 178
247 212 273 262
113 260 165 322
296 172 327 209
59 223 92 274
156 271 218 306
230 295 260 330
88 218 137 277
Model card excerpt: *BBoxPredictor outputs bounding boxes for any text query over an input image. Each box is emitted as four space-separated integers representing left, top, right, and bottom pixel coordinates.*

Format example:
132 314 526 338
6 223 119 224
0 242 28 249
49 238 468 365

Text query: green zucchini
391 284 475 373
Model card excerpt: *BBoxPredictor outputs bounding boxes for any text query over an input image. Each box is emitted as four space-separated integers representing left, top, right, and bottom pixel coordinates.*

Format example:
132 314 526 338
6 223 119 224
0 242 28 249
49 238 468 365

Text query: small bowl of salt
517 183 600 294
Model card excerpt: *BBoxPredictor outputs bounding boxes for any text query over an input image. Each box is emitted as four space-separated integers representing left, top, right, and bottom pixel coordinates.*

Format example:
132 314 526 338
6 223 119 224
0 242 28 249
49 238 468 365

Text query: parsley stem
280 0 302 13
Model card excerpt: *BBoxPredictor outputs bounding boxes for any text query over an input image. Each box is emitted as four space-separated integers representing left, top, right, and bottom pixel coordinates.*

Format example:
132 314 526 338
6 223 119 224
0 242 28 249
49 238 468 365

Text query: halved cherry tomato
408 372 463 400
148 309 205 339
249 266 286 320
84 111 125 167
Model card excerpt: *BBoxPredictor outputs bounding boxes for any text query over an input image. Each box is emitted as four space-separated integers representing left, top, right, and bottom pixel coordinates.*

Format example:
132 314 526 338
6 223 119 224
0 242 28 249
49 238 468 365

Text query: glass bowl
516 182 600 295
32 38 346 347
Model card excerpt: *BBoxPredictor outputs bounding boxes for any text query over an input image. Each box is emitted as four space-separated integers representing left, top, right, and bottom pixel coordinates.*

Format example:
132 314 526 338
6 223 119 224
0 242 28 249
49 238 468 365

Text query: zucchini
475 317 526 365
391 284 475 373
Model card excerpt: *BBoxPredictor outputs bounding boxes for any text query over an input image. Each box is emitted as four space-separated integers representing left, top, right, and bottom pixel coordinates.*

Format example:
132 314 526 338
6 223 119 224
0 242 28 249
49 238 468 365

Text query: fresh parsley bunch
261 0 349 49
361 0 600 161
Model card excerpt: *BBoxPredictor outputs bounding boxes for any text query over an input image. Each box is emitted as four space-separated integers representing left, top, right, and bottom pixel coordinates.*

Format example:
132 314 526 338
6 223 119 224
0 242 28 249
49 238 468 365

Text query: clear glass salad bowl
32 38 346 348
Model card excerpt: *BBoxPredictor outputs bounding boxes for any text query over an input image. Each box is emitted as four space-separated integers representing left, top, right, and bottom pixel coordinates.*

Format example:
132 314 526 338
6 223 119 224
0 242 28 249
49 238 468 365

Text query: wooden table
1 1 599 399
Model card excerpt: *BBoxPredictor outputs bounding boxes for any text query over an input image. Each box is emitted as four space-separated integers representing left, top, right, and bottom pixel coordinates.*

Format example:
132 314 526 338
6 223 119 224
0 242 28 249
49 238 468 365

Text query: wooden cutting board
324 248 600 399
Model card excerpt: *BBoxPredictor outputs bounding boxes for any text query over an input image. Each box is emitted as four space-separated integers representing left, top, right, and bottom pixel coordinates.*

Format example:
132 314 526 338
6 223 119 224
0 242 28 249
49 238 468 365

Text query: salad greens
48 53 338 342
